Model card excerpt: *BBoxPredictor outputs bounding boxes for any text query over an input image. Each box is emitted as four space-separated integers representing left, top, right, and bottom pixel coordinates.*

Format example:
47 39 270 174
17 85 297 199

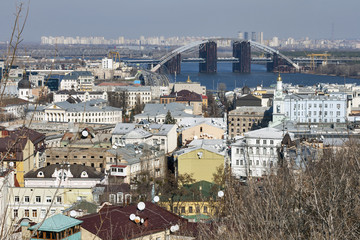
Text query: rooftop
29 214 82 232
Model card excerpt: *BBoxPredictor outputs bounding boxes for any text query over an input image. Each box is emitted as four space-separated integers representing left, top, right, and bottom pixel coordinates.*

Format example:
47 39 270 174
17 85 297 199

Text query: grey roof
123 128 152 139
112 123 136 135
149 123 175 136
244 127 291 139
114 86 151 92
284 93 347 101
178 117 226 131
230 106 271 114
45 99 121 112
63 71 93 80
136 102 196 118
175 139 226 156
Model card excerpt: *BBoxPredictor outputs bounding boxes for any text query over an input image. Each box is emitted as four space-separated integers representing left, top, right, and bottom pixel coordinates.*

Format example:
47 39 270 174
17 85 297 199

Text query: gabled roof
123 128 152 139
29 214 82 232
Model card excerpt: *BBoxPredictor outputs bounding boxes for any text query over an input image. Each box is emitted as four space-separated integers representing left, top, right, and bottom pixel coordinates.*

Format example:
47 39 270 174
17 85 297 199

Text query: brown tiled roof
24 164 104 179
79 202 196 240
11 127 46 145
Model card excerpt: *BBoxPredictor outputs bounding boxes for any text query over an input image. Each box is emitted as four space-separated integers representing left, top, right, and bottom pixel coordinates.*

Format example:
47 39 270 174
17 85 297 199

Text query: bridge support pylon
233 41 251 73
159 54 181 74
199 41 217 73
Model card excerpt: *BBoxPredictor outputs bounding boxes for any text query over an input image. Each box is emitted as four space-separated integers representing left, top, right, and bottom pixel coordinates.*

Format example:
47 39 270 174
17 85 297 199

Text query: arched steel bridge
150 38 300 72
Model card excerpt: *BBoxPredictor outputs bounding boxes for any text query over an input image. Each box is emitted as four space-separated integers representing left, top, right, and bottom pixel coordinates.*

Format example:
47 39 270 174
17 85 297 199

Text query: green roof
29 214 83 232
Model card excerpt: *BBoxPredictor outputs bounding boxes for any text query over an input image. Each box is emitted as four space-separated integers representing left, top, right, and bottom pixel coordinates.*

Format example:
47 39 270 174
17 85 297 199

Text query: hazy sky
1 0 360 42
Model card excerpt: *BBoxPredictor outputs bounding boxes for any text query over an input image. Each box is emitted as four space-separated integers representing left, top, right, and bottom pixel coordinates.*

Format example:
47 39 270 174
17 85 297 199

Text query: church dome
18 72 31 89
18 79 31 89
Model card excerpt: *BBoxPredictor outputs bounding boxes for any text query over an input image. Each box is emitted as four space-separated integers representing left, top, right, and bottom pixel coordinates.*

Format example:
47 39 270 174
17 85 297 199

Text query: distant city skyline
1 0 360 42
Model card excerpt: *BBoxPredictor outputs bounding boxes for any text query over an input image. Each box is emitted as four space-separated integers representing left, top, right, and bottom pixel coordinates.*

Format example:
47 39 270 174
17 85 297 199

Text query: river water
168 63 360 91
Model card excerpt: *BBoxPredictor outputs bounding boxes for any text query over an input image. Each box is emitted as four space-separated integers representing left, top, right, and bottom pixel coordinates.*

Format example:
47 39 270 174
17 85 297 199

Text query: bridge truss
150 38 300 72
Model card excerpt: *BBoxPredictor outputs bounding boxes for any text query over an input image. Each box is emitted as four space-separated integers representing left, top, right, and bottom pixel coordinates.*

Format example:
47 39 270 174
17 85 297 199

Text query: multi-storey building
60 71 95 91
28 99 122 124
228 106 271 138
53 90 108 103
231 127 293 178
114 86 152 109
284 93 348 123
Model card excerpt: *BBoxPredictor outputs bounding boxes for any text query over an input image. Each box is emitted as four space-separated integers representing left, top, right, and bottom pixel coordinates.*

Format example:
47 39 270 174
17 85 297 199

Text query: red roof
79 202 196 240
202 95 208 99
110 165 127 168
98 82 128 86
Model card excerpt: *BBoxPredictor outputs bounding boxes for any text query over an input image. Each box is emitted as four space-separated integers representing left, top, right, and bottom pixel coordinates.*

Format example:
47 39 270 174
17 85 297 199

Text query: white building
102 57 113 69
60 71 95 91
284 93 348 124
27 99 122 124
231 127 293 178
112 122 178 154
115 86 152 108
53 90 108 102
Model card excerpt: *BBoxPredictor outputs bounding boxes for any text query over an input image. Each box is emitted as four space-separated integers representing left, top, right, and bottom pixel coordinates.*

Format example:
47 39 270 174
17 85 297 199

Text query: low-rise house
79 202 196 240
27 214 82 240
175 139 226 182
0 97 28 120
178 117 227 145
60 127 112 148
231 127 294 179
92 183 132 205
160 180 219 222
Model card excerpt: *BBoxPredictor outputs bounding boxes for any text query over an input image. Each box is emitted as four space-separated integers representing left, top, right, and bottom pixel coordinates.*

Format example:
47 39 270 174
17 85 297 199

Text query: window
24 209 29 217
13 209 18 218
250 160 253 166
181 207 185 213
41 209 46 218
236 148 239 154
236 159 239 165
263 140 266 144
256 160 259 165
256 140 260 144
36 196 41 203
24 196 29 203
240 160 243 165
109 194 116 203
46 196 52 203
117 192 124 204
14 196 19 202
174 207 178 213
196 206 200 213
337 104 340 109
204 206 208 213
270 140 274 144
57 196 62 204
189 206 193 213
263 161 266 167
32 210 37 218
200 127 203 132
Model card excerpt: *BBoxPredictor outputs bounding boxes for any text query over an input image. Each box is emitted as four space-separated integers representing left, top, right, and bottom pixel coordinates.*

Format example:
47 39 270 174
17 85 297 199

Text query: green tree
164 110 176 124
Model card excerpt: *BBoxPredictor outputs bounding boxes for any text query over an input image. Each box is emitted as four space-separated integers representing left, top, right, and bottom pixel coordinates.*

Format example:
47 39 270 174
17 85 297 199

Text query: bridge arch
150 38 299 72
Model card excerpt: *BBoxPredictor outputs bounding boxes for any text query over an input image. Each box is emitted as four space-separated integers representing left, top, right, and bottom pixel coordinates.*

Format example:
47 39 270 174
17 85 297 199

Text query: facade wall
177 149 224 182
7 187 92 227
181 123 225 145
284 94 347 123
231 136 282 178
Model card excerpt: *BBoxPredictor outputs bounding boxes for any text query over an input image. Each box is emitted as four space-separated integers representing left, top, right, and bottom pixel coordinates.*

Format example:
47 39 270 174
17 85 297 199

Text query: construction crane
108 51 121 69
307 53 331 70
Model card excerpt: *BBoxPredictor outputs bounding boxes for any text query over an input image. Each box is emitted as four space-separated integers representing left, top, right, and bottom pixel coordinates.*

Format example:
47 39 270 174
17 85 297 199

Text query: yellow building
175 139 226 182
159 181 220 222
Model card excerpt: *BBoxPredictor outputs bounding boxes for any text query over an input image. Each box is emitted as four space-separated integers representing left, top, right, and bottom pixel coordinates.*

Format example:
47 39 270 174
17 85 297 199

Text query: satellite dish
134 216 141 224
170 226 176 232
77 196 82 201
218 190 224 198
140 218 144 224
9 162 14 167
81 130 89 138
70 210 77 217
153 196 160 203
129 214 136 221
137 202 146 211
174 224 179 231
